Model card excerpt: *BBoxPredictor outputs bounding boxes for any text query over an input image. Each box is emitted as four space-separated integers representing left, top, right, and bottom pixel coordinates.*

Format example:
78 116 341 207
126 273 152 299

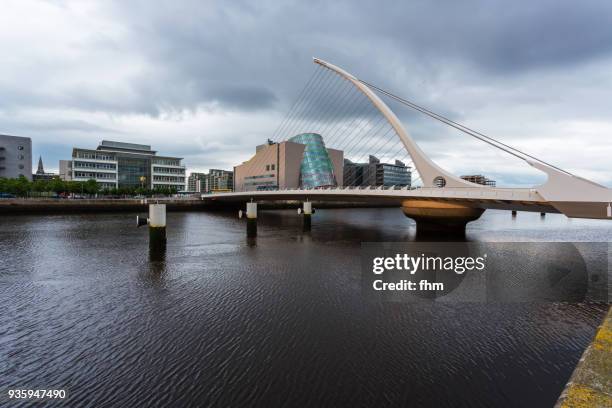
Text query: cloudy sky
1 0 611 186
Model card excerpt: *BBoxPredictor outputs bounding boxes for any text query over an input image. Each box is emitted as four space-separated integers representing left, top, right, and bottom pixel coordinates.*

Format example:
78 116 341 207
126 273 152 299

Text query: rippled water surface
0 208 609 407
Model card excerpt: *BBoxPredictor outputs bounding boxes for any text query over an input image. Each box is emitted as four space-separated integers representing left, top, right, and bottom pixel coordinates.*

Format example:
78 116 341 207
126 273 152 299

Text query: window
433 176 446 188
18 164 24 169
266 165 270 171
271 164 275 170
18 155 24 160
17 146 24 150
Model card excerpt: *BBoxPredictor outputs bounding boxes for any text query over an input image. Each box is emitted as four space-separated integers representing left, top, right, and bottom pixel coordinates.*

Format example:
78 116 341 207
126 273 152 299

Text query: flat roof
99 140 152 152
0 134 31 141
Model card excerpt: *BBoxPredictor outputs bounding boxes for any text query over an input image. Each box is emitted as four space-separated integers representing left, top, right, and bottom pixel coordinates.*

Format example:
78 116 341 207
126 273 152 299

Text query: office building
205 169 233 193
65 140 186 191
187 172 207 193
460 174 496 187
343 155 411 187
234 134 343 192
188 170 234 193
0 134 32 180
32 157 56 181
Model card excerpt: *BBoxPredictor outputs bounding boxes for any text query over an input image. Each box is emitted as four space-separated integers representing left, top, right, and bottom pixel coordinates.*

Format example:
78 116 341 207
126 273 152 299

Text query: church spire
36 156 44 175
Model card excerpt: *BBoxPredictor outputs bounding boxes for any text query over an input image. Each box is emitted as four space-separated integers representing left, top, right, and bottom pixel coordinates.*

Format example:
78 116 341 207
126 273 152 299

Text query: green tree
83 179 99 195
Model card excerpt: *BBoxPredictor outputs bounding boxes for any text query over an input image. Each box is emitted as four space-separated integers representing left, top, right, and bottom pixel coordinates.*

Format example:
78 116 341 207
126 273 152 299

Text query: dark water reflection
0 208 610 407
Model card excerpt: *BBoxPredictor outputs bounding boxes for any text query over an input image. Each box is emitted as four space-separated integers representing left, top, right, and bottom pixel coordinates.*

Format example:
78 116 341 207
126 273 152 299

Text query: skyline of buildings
1 133 501 194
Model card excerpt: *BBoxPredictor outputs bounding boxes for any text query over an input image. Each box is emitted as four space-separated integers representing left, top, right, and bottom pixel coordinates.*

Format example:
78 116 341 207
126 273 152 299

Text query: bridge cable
359 79 573 176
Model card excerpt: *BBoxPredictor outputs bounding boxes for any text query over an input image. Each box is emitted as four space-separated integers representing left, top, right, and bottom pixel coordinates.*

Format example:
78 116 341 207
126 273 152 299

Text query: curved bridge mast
313 58 477 189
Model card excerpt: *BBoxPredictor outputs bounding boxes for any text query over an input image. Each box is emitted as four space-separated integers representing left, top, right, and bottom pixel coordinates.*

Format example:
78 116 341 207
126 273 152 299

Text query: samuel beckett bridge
203 58 612 233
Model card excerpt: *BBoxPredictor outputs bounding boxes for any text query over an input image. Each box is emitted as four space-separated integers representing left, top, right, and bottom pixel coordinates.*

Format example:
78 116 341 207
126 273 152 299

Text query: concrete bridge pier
401 199 484 236
148 204 167 251
246 202 257 238
303 201 312 232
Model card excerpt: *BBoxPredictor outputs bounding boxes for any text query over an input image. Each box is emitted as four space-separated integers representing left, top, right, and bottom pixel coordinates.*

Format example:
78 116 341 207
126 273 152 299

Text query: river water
0 208 609 407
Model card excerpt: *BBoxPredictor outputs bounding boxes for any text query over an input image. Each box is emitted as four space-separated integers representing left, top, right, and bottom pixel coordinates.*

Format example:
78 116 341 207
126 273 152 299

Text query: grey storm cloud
0 0 611 185
85 0 612 115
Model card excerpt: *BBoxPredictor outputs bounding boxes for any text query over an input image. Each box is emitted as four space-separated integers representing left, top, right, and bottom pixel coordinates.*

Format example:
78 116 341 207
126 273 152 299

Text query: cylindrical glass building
288 133 337 188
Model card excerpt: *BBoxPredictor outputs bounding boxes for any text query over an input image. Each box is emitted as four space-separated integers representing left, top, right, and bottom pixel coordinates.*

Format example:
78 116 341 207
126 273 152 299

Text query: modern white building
66 140 186 191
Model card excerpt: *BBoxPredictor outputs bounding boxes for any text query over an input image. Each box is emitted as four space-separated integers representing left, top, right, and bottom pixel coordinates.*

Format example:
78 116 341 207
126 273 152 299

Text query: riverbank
0 198 206 214
556 306 612 407
0 198 398 214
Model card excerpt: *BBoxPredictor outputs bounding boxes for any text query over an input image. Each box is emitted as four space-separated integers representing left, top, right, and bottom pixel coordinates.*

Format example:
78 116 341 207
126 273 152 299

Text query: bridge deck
202 187 559 214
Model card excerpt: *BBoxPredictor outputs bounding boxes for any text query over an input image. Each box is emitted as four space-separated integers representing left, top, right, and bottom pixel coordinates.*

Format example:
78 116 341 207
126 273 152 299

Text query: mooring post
246 201 257 237
512 210 517 217
303 200 312 231
149 203 167 250
540 212 546 217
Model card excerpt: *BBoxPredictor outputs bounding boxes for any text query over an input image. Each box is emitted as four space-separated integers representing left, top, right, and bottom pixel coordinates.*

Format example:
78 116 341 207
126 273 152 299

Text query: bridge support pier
303 201 312 231
401 200 484 236
149 204 167 251
246 202 257 238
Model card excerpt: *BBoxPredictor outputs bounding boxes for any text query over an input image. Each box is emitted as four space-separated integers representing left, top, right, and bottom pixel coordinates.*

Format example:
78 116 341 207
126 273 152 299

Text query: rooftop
97 140 154 153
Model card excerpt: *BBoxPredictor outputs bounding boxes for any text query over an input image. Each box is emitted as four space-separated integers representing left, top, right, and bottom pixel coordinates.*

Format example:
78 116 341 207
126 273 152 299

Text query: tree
83 179 99 195
48 178 66 194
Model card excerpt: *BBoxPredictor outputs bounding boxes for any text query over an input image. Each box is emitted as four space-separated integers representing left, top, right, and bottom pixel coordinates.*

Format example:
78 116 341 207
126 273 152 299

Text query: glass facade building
68 140 186 191
288 133 337 188
344 156 411 187
118 156 151 188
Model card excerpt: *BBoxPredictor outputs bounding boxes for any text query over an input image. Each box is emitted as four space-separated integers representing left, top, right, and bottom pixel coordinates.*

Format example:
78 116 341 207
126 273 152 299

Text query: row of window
74 172 116 179
152 175 186 182
152 166 185 174
245 174 275 180
265 164 276 171
244 180 277 187
152 184 185 190
74 161 117 170
75 152 116 161
152 159 181 166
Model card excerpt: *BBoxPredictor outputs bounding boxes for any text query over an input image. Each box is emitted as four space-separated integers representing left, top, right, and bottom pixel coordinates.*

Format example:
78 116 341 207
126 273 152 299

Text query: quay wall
556 306 612 407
